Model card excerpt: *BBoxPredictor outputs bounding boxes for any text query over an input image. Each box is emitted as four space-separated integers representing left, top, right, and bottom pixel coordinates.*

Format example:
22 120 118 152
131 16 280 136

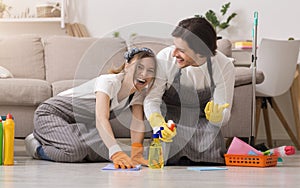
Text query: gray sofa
0 34 263 139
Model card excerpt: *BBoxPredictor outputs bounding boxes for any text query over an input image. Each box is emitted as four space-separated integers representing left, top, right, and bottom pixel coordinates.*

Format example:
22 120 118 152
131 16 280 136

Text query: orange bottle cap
6 113 13 119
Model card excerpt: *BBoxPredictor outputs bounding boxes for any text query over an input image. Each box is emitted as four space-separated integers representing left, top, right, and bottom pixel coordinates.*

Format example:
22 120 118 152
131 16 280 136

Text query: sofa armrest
235 67 264 87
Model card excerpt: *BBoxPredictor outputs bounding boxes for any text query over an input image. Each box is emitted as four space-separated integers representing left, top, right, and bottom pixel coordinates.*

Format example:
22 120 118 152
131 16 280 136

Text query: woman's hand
111 151 134 169
131 143 148 166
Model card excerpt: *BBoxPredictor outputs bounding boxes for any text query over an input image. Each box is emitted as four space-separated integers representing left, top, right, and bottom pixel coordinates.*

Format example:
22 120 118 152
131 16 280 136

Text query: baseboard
255 139 295 148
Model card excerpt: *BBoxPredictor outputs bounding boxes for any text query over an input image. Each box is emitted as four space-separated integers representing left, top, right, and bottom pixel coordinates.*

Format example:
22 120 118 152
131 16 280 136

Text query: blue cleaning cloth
187 167 228 171
101 164 142 171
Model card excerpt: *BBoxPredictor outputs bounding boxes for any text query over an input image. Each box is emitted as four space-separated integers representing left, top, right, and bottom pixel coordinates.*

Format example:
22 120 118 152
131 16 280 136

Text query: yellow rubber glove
111 151 134 169
149 112 177 142
131 143 148 166
204 101 229 124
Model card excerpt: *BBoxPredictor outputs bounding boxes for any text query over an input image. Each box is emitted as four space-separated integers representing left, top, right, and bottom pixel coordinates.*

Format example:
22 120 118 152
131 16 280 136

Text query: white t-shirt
58 73 146 111
144 45 235 125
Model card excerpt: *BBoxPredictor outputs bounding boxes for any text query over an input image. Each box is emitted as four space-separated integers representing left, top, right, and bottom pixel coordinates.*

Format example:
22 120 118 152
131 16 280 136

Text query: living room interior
0 0 300 187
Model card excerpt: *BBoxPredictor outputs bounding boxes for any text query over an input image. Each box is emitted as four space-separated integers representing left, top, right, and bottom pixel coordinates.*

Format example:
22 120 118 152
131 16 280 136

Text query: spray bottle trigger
167 120 176 131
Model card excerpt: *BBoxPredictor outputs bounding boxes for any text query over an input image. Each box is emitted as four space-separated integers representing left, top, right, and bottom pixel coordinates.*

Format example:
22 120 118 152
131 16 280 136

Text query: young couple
25 17 235 168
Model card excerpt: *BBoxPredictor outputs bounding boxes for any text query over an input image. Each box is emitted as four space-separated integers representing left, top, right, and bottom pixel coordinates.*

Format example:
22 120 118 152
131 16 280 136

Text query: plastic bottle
167 120 176 131
162 120 176 165
3 113 15 165
267 146 296 157
148 131 164 169
0 117 3 165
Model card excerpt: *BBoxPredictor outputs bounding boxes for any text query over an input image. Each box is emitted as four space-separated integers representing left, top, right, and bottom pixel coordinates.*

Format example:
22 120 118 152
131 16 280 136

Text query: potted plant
0 0 11 18
195 2 237 35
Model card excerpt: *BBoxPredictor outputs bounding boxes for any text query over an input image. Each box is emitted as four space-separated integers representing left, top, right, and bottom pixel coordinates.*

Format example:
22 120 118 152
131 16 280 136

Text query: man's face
172 37 207 68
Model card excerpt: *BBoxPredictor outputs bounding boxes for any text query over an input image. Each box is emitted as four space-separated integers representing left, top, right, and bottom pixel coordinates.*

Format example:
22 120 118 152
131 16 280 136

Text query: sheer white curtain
65 0 90 37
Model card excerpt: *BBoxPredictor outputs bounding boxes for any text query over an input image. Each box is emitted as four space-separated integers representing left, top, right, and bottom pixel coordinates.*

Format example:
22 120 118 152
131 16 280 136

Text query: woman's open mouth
136 78 146 84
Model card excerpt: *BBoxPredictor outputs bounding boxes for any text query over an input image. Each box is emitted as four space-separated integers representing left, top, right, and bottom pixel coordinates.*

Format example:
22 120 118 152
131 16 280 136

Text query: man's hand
160 122 177 142
204 101 229 124
149 112 177 142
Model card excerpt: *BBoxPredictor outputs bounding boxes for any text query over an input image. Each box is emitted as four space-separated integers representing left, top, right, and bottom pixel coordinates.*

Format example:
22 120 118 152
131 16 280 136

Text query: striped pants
33 96 108 162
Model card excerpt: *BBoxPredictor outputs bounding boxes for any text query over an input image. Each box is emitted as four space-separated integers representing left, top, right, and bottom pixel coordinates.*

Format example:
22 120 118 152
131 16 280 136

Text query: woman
25 47 156 169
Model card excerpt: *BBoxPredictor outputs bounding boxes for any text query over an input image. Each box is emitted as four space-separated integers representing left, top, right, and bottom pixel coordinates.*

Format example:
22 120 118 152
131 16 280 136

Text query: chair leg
262 98 273 148
290 70 300 141
270 98 300 150
254 97 262 143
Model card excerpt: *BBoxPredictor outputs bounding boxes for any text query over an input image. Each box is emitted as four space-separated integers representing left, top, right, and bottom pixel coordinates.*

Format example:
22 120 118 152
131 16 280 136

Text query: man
144 17 235 165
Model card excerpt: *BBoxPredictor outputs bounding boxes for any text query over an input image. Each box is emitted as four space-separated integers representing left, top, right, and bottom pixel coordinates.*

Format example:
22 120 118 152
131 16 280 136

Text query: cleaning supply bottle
167 120 176 131
0 117 3 165
148 128 164 169
162 120 176 165
3 113 15 165
265 146 296 157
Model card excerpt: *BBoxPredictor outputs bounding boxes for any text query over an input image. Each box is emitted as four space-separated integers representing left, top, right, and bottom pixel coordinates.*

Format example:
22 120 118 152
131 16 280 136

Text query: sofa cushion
44 36 128 83
217 39 232 57
52 79 89 96
0 79 51 106
0 35 45 79
129 35 173 53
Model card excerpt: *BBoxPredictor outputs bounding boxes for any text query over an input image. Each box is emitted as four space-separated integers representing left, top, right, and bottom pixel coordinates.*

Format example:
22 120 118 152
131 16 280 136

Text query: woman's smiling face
133 57 156 91
125 56 156 92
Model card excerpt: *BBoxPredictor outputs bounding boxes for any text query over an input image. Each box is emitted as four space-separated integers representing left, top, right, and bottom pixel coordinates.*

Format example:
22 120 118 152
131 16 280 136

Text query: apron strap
207 57 215 99
109 93 135 119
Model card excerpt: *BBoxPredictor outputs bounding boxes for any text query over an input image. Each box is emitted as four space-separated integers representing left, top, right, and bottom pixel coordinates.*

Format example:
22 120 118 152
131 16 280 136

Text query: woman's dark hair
171 17 217 56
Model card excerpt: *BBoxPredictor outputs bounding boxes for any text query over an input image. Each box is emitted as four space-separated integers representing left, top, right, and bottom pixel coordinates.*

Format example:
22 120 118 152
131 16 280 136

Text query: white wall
2 0 300 40
76 0 300 42
0 0 300 40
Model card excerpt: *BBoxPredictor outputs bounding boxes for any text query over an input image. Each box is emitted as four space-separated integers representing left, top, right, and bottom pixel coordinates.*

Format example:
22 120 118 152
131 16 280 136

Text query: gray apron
33 94 133 162
161 65 226 165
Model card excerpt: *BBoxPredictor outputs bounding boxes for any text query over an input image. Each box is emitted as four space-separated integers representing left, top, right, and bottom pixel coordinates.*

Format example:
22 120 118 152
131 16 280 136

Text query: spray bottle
162 120 176 165
3 113 15 165
148 127 164 169
0 117 3 165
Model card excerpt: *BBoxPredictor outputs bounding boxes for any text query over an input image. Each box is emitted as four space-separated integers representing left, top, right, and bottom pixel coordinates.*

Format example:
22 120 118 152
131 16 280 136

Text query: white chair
255 38 300 149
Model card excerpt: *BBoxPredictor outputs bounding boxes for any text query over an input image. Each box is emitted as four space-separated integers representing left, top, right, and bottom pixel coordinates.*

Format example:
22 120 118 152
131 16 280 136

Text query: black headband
124 47 154 62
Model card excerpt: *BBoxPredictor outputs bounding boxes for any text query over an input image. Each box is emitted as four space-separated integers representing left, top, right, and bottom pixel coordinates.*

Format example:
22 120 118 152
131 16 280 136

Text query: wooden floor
1 140 300 188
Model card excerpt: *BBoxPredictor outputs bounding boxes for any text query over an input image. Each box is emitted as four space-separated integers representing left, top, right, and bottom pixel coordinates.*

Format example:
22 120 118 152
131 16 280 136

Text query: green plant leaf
113 32 120 38
226 13 237 24
205 10 219 28
219 22 229 30
221 2 231 16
